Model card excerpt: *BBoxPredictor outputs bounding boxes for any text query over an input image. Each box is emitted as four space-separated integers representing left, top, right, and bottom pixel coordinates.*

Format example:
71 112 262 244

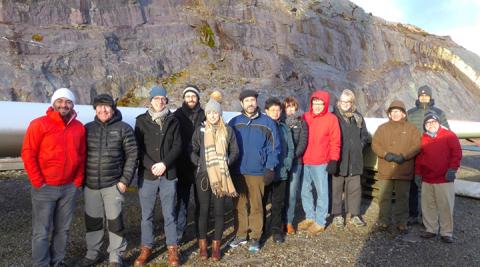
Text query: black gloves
326 160 338 175
264 169 275 186
384 153 405 164
446 169 456 182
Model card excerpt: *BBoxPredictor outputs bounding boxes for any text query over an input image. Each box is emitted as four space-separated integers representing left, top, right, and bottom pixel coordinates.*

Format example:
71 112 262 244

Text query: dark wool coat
135 110 182 181
85 110 138 189
173 103 206 184
333 106 370 177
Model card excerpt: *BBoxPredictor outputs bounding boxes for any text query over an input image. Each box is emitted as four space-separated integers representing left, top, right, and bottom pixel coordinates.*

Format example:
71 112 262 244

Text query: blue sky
350 0 480 56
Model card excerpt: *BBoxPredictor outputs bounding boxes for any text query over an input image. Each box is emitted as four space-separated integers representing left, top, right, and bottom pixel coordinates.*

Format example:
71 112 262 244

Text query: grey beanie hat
205 98 222 115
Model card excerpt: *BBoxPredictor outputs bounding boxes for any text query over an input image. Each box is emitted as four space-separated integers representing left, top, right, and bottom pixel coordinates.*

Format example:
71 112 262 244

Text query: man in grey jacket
77 94 138 267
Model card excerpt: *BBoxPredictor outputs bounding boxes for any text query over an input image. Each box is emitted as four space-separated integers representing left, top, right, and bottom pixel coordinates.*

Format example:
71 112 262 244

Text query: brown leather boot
133 246 152 266
211 240 221 261
198 239 208 260
167 245 180 266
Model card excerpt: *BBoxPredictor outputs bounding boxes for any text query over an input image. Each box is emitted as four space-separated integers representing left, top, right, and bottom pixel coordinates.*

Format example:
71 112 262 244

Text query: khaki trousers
234 175 265 239
421 182 455 237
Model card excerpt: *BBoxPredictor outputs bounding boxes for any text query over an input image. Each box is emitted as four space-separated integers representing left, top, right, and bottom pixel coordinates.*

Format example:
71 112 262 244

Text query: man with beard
173 85 206 243
22 88 86 267
228 89 280 253
407 85 449 225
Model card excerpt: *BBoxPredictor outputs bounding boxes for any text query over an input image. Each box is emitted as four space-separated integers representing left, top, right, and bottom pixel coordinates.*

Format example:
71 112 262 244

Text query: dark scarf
181 101 201 123
338 107 363 128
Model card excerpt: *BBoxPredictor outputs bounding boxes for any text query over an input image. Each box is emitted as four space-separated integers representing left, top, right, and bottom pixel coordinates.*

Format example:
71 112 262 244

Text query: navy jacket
228 109 280 176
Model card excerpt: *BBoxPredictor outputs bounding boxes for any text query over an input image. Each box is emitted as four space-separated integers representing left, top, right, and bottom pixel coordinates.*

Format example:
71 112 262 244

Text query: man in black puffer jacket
77 94 138 267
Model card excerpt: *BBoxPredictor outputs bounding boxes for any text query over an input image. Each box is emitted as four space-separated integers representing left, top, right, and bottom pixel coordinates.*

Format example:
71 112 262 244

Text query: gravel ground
1 151 480 267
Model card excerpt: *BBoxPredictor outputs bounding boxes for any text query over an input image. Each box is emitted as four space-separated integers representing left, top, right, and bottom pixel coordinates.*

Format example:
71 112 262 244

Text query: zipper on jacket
98 125 103 188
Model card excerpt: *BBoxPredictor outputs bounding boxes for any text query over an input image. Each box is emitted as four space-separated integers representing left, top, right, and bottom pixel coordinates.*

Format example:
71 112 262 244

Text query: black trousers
195 173 226 241
331 175 362 216
263 180 287 235
409 179 419 217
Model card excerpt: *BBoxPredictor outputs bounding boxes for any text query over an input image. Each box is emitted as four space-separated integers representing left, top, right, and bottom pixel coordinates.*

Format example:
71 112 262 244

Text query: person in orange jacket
415 112 462 243
21 88 86 267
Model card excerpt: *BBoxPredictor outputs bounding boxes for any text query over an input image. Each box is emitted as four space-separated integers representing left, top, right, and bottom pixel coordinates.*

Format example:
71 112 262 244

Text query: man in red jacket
415 112 462 243
21 88 86 267
297 90 341 234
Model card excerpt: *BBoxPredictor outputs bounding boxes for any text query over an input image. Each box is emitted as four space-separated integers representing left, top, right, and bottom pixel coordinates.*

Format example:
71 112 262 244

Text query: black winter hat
93 94 116 110
423 111 440 131
418 85 432 97
239 89 259 101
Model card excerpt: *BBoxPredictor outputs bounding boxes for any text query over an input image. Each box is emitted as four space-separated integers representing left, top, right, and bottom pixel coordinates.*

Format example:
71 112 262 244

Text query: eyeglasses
425 120 439 126
339 100 352 104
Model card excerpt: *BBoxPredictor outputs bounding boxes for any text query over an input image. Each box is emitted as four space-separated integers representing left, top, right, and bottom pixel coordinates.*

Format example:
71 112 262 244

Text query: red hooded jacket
21 107 86 188
415 127 462 184
302 90 341 165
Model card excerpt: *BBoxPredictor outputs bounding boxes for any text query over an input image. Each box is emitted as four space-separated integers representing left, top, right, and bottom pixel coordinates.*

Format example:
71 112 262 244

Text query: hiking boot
441 236 454 243
349 216 366 227
211 240 221 261
297 219 314 231
167 245 180 266
397 225 409 235
286 223 296 235
248 239 260 253
375 222 389 232
273 233 285 243
133 246 152 266
76 256 101 267
198 239 208 260
307 222 325 235
333 216 344 228
229 236 247 248
420 231 437 239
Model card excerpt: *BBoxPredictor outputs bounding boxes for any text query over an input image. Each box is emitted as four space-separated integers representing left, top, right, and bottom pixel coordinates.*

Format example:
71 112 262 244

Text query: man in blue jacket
228 89 280 253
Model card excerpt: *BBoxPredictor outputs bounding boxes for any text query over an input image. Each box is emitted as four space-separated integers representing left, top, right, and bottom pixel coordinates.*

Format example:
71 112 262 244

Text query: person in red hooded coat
297 90 341 235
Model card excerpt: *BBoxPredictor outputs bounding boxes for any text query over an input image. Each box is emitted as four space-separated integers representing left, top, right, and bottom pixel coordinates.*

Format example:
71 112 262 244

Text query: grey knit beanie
205 99 222 115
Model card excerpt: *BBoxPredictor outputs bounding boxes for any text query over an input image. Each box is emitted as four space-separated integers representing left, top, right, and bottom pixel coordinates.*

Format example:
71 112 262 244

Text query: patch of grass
199 22 215 48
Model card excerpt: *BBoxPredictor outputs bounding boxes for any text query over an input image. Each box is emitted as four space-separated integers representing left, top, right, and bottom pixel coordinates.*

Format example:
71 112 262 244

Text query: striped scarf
204 120 237 197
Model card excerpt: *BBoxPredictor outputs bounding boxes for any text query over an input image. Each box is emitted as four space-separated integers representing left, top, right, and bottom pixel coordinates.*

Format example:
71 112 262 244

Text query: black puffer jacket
333 106 371 177
190 123 239 176
85 110 138 189
135 110 182 181
173 103 206 183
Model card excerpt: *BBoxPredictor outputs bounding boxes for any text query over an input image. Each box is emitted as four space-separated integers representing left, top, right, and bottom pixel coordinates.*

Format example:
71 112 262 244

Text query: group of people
21 84 462 267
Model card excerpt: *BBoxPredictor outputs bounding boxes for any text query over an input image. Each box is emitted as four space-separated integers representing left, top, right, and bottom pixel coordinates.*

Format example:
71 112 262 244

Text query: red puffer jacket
415 127 462 184
21 107 86 188
302 90 341 165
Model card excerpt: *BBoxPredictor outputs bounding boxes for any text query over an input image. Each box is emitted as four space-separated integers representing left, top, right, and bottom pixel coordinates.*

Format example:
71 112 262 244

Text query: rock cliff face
1 0 479 119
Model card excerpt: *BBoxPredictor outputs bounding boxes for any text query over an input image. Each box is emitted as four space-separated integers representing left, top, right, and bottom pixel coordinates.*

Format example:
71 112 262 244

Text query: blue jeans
139 177 178 247
31 183 78 267
301 164 328 226
286 164 303 224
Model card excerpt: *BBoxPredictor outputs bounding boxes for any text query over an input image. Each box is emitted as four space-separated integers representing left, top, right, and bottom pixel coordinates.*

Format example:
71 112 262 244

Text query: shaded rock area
0 151 479 266
0 0 480 118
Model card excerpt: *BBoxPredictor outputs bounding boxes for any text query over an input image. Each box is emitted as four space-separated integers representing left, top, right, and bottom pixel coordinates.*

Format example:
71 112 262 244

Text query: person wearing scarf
190 97 239 261
415 112 462 243
331 89 370 229
134 86 182 266
283 96 308 235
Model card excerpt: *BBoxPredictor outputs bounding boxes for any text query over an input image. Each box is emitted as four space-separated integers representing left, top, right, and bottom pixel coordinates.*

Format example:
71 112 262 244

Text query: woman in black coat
190 98 239 261
331 89 370 228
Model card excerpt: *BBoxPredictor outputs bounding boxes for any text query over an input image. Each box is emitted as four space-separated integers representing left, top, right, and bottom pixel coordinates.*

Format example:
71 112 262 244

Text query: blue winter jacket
229 109 280 176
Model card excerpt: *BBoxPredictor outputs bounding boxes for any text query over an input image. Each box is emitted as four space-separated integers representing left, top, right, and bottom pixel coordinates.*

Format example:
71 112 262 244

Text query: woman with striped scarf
190 97 239 261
